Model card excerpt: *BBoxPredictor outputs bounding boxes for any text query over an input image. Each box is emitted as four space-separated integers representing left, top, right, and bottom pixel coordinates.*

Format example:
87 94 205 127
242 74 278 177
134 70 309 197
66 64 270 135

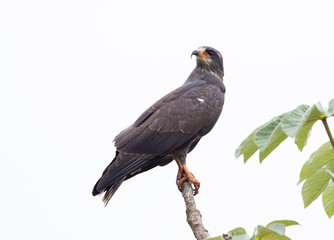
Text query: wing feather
114 83 224 157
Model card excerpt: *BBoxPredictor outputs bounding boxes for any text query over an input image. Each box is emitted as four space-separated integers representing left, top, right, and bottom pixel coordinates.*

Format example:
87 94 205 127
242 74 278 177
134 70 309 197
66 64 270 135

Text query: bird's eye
207 50 215 56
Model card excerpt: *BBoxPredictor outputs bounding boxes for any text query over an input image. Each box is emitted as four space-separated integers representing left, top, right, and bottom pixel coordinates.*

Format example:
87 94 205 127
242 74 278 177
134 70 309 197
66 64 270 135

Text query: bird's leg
172 153 201 195
175 157 184 181
172 153 184 191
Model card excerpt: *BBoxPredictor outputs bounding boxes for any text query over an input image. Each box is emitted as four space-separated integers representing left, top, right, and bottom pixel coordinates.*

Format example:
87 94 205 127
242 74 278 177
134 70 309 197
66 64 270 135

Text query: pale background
1 0 334 239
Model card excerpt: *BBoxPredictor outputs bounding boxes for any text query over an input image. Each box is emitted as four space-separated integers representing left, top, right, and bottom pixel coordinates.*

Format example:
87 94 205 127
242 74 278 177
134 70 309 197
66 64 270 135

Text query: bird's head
191 46 224 78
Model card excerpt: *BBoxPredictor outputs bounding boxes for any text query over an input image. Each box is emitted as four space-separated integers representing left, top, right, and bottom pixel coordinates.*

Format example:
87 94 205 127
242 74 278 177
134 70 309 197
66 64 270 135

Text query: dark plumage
93 46 225 205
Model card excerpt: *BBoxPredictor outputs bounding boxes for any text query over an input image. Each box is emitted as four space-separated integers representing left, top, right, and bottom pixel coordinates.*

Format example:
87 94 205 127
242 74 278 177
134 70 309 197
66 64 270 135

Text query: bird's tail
101 177 126 206
92 154 121 205
92 152 152 206
93 179 126 207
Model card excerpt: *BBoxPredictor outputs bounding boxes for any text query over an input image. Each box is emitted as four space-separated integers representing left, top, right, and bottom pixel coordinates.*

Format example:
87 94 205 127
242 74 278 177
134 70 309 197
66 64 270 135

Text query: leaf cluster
207 220 299 240
235 100 334 217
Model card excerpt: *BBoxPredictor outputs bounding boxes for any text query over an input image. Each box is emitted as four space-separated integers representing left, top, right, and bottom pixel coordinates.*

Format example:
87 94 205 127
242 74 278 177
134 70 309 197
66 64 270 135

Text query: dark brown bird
92 46 225 205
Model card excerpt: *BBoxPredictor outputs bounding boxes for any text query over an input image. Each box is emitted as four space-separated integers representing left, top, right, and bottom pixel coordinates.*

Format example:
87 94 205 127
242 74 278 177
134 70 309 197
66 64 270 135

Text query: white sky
1 0 334 239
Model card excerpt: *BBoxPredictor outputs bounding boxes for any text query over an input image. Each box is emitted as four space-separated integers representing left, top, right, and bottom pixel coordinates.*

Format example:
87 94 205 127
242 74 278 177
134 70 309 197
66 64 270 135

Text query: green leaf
254 117 282 152
325 160 334 175
256 225 290 240
327 99 334 116
266 223 285 236
256 225 273 236
229 227 247 235
235 131 259 163
294 103 327 151
206 236 222 240
260 233 290 240
254 116 288 162
225 228 250 240
302 168 330 208
236 100 334 163
298 152 315 184
322 181 334 218
235 116 286 163
281 105 309 137
259 124 287 162
232 234 249 240
299 142 334 184
265 220 299 227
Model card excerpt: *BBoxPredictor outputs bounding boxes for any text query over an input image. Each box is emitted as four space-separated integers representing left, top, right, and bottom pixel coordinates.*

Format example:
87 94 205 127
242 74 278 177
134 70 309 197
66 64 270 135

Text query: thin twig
181 181 210 240
322 118 334 149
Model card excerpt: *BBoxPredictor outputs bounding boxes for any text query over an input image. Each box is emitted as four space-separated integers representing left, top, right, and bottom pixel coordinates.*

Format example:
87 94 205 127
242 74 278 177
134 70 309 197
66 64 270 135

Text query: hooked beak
191 49 209 59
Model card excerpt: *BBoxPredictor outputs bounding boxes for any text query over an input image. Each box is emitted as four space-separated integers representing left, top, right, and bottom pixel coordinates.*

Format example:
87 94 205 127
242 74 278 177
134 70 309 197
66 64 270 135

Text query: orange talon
172 154 201 195
176 164 201 195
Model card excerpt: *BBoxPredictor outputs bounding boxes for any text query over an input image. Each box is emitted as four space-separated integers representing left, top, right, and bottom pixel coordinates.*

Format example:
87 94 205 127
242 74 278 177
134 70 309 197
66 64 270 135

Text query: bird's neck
186 68 224 83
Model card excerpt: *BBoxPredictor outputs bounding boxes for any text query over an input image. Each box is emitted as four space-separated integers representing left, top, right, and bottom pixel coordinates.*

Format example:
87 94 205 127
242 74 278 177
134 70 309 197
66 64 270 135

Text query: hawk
93 46 225 205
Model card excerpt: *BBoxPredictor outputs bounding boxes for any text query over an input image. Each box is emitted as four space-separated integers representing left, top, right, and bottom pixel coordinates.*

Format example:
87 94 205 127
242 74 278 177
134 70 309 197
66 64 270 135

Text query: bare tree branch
181 181 210 240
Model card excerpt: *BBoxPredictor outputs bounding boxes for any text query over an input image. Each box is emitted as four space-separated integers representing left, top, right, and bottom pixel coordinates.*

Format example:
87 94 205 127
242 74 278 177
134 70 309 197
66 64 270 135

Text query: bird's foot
176 165 200 195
